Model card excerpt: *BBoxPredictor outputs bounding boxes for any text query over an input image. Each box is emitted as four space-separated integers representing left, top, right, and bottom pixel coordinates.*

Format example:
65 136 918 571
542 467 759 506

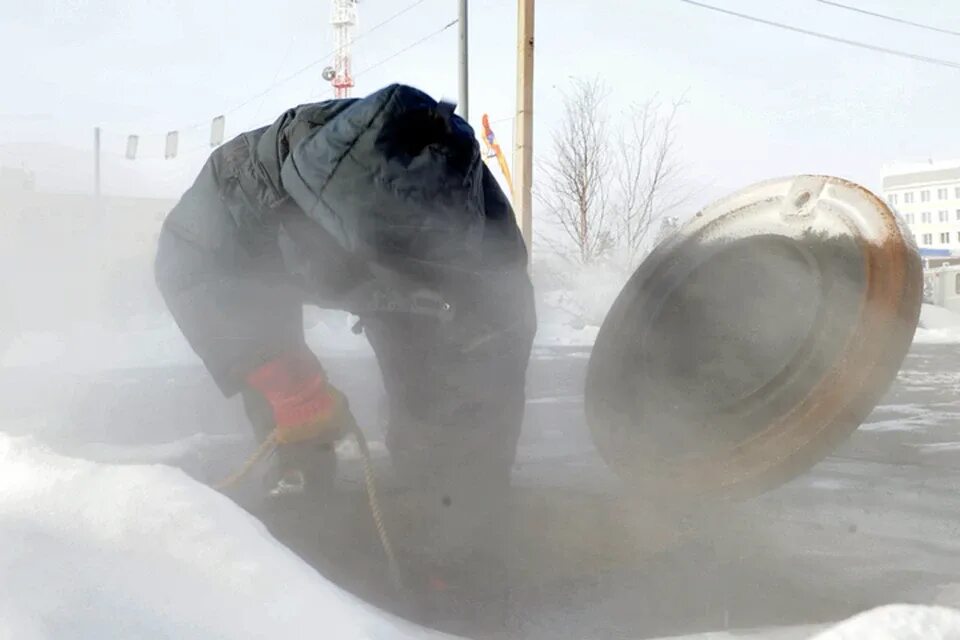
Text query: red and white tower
324 0 358 98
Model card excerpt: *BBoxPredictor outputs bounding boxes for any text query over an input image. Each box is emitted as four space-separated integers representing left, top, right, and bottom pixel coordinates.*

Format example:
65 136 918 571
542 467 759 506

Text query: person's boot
254 439 341 571
265 440 338 502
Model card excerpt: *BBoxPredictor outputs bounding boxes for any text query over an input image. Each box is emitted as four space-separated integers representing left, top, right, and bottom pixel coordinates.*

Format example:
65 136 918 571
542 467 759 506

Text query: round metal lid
585 175 922 503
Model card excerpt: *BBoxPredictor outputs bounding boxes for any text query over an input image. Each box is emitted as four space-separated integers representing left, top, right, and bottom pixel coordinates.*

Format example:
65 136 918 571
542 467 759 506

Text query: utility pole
458 0 469 121
513 0 534 251
93 126 101 200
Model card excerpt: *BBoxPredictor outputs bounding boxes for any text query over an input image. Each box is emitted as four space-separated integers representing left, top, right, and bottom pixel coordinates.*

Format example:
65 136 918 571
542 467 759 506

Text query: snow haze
5 2 960 638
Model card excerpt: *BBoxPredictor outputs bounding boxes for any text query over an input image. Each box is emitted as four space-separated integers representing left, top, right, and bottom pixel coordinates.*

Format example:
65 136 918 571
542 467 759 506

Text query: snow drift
656 605 960 639
809 604 960 639
4 432 960 639
0 433 453 640
914 304 960 345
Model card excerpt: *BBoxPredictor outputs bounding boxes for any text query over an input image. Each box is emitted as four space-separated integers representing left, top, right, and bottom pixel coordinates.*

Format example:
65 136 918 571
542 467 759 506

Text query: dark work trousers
240 265 535 614
360 267 536 592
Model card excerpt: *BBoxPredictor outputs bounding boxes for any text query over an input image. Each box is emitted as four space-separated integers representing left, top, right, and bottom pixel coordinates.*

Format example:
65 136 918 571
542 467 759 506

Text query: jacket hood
280 84 485 272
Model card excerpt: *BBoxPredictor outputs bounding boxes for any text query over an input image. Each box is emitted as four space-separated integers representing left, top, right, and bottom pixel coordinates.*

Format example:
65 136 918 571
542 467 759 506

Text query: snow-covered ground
0 432 454 640
810 604 960 639
6 345 960 638
656 605 960 639
914 304 960 344
5 247 960 637
6 429 960 639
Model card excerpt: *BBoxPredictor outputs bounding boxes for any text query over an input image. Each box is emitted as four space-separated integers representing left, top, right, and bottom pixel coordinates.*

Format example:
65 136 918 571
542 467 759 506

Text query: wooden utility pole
458 0 469 121
513 0 534 252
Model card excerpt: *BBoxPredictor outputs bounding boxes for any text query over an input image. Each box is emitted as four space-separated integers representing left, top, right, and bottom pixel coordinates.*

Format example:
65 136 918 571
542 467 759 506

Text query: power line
353 18 458 77
112 0 435 138
309 18 458 101
815 0 960 38
116 15 460 160
677 0 960 70
252 34 301 122
227 0 435 115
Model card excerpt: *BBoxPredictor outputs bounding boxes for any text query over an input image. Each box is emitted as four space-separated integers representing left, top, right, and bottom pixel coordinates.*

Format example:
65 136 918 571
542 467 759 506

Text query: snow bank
914 304 960 345
810 604 960 639
655 626 821 639
0 433 454 640
531 259 629 348
654 605 960 639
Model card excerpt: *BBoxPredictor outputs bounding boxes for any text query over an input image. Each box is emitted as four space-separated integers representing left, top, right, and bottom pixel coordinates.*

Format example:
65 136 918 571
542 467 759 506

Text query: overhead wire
307 17 458 101
815 0 960 38
677 0 960 71
108 0 436 139
110 12 458 163
251 33 301 123
353 18 459 77
221 0 436 118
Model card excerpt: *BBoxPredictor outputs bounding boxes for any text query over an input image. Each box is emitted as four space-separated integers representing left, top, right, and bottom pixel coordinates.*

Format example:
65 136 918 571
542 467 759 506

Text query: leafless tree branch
537 79 689 268
536 77 615 265
615 93 689 267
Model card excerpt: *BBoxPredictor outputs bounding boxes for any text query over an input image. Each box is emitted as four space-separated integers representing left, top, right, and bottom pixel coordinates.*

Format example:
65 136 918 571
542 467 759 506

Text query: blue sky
2 0 960 205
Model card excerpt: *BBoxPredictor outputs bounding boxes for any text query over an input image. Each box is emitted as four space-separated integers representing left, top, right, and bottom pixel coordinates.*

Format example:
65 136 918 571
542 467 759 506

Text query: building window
941 232 951 243
938 188 948 200
922 211 932 223
956 209 960 221
940 210 949 222
906 212 915 223
956 274 960 295
904 192 915 203
889 193 898 205
923 233 933 244
955 187 960 199
922 190 931 202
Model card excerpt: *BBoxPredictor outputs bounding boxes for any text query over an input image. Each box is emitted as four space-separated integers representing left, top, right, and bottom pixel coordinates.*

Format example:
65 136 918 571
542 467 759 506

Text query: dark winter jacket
155 84 530 396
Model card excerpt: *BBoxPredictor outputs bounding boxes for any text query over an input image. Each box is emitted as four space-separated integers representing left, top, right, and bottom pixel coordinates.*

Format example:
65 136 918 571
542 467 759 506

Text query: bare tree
537 78 687 268
615 96 687 266
537 78 615 265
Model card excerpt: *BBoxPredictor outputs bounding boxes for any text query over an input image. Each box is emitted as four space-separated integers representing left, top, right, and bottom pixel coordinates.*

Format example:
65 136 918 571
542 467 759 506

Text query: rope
213 422 402 589
348 420 403 589
213 431 279 491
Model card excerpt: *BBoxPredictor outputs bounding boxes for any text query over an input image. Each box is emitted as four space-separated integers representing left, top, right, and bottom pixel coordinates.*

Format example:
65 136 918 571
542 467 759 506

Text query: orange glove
245 351 354 444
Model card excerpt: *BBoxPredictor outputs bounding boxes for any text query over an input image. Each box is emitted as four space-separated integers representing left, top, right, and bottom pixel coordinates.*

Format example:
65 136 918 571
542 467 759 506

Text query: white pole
458 0 469 121
513 0 534 251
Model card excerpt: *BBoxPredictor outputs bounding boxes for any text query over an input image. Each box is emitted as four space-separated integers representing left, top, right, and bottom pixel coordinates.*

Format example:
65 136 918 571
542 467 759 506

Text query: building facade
882 161 960 251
